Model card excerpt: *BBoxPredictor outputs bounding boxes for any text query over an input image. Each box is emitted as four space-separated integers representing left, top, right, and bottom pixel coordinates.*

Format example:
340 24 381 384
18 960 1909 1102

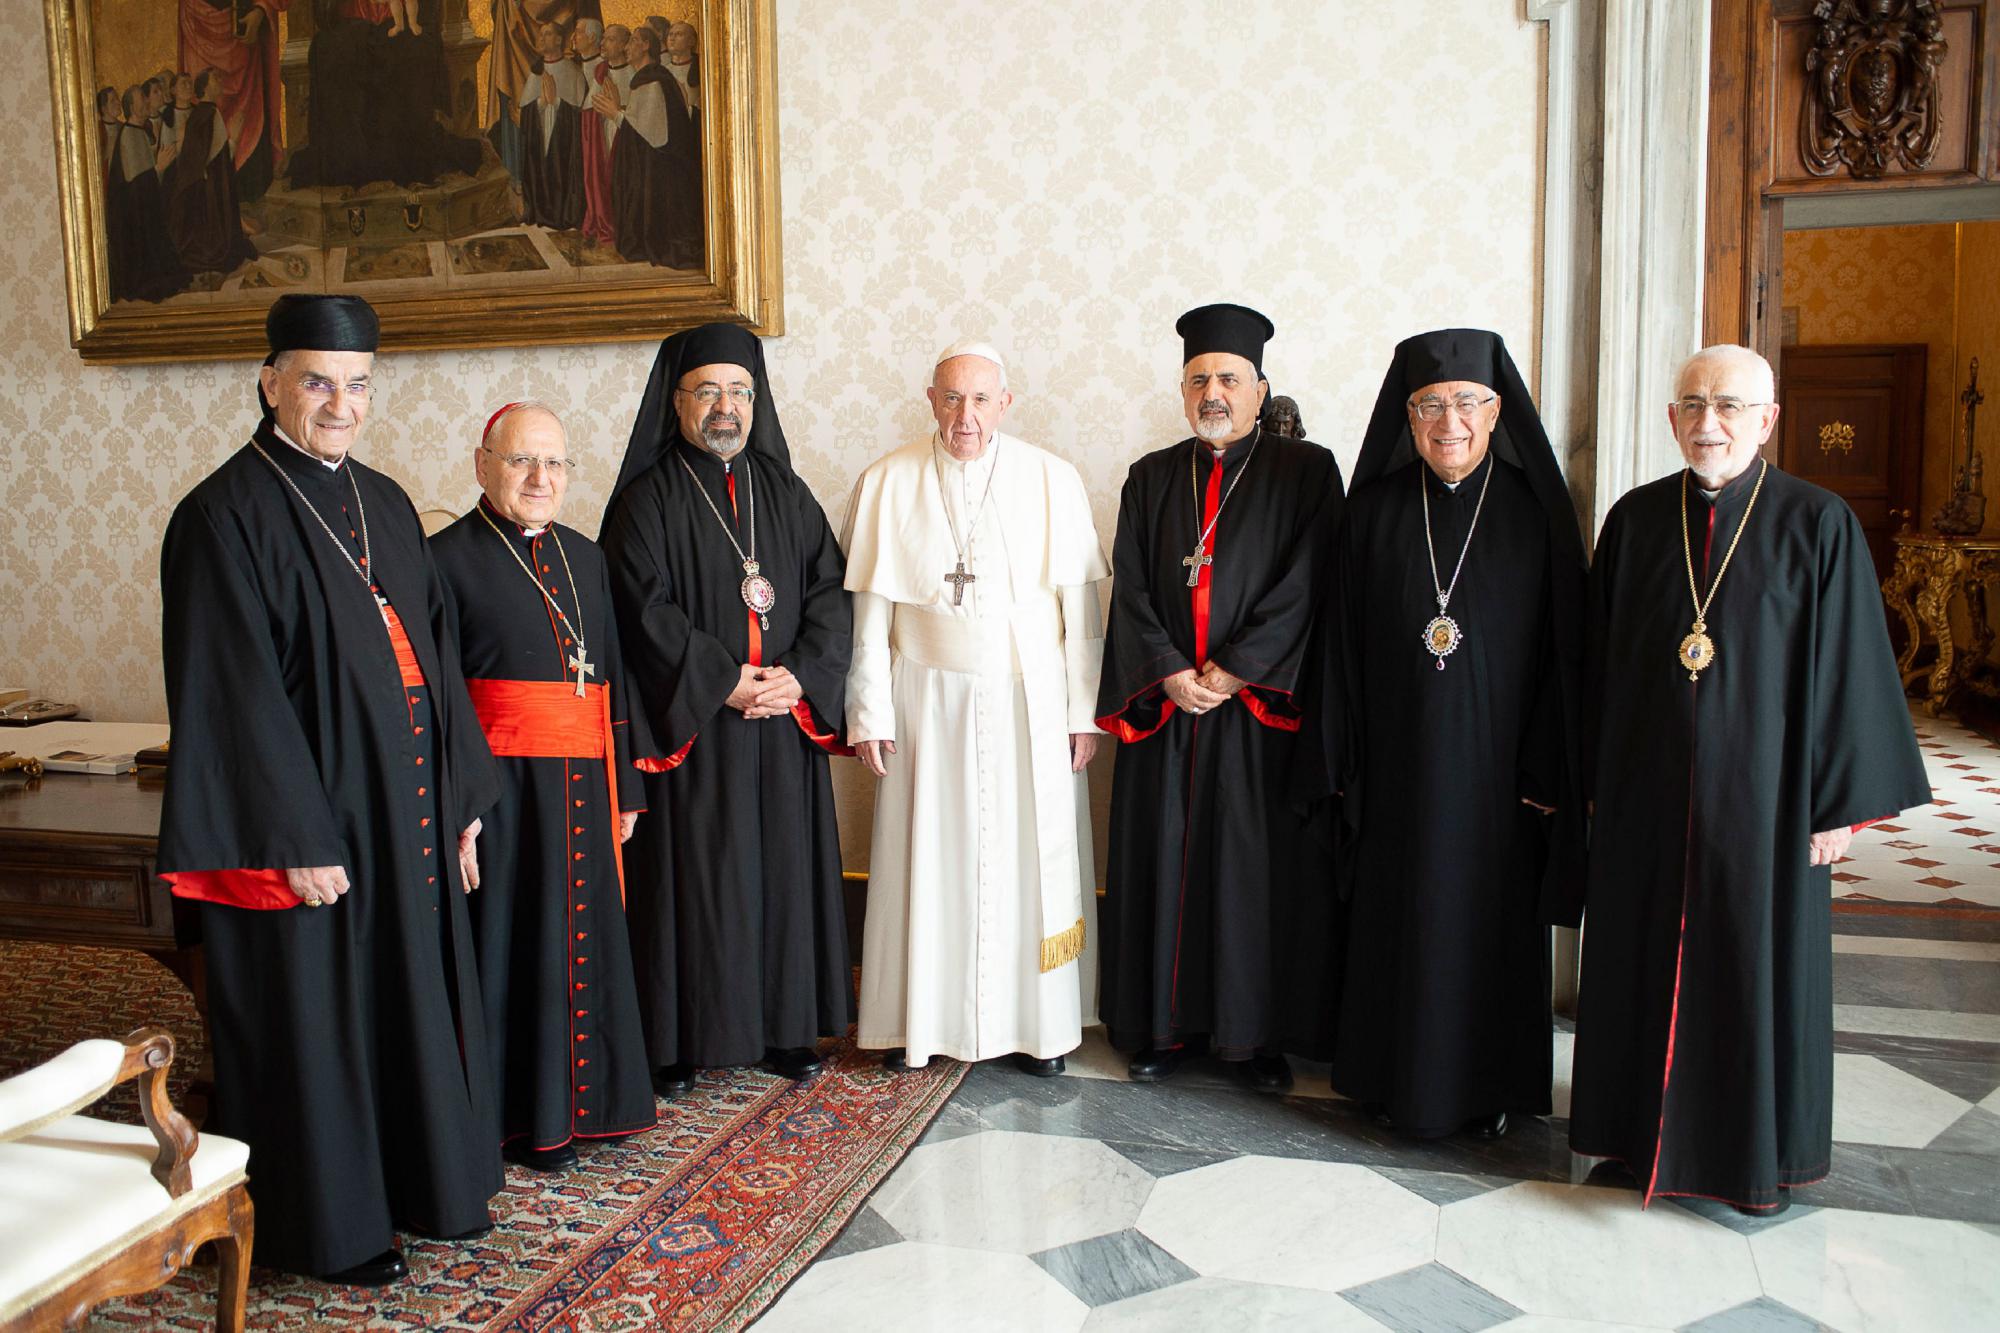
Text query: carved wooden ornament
1802 0 1949 179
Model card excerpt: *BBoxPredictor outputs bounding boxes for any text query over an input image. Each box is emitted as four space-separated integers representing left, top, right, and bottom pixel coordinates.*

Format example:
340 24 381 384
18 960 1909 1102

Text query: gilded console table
1882 533 2000 715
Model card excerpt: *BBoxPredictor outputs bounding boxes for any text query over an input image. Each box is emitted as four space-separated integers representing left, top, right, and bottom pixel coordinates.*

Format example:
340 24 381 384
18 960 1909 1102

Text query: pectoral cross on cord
568 645 595 697
1182 544 1212 588
944 559 977 606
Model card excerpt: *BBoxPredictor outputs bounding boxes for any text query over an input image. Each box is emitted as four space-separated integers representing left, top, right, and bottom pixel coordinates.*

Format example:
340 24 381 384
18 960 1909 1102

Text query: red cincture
1192 453 1222 666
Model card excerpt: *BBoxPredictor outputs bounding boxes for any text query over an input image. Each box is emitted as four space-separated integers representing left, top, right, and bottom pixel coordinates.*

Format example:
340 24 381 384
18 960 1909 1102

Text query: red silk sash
466 677 630 905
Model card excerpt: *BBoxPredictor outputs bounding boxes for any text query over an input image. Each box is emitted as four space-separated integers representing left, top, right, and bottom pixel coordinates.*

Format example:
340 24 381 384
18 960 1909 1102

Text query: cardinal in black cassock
157 296 502 1284
1569 345 1930 1214
1096 304 1345 1091
431 402 657 1174
1305 329 1587 1139
600 324 853 1089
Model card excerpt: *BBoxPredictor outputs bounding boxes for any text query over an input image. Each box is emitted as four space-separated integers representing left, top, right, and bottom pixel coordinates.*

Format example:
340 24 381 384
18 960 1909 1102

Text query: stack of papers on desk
9 722 171 775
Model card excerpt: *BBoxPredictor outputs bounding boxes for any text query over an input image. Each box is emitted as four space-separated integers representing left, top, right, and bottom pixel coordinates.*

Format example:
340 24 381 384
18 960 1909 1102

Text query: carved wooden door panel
1776 343 1927 581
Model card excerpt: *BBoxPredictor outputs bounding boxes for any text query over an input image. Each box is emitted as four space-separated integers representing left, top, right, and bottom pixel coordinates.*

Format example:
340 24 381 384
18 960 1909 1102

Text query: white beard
1194 416 1235 442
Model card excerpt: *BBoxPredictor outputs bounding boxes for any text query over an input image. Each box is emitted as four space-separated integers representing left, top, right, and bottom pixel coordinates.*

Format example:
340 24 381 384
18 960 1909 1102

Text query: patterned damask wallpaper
1782 223 1964 532
10 1 1545 866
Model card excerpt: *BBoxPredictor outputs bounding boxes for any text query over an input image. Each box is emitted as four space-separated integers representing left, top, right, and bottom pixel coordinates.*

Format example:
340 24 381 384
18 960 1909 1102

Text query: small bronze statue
1265 395 1307 441
1932 358 1986 536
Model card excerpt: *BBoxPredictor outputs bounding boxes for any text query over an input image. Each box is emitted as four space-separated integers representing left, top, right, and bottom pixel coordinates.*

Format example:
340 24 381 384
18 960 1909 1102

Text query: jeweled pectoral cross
944 559 977 606
1182 543 1213 588
568 645 596 697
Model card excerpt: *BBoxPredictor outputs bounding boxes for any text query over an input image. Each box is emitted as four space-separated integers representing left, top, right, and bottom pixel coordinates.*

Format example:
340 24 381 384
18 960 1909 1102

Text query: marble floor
761 712 1999 1332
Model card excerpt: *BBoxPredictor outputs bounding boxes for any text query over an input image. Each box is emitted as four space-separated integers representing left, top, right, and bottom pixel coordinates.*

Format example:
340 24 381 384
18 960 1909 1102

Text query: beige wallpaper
12 1 1546 869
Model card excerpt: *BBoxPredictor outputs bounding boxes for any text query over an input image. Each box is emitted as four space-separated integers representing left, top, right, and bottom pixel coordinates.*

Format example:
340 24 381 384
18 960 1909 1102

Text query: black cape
611 64 701 268
105 125 188 303
1094 433 1345 1058
518 89 586 231
431 504 658 1152
163 103 257 275
1329 454 1570 1132
157 425 503 1275
1568 462 1931 1210
601 437 854 1067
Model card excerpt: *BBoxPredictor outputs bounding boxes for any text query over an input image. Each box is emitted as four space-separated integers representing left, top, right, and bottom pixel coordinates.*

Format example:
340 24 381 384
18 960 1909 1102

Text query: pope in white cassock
842 340 1110 1076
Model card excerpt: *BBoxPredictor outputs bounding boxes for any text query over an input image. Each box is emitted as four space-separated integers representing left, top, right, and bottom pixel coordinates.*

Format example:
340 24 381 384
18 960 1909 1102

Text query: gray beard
703 427 746 458
1194 416 1235 442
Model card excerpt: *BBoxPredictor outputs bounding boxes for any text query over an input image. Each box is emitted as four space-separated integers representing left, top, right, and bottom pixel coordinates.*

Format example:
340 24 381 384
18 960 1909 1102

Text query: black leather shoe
767 1046 823 1081
1466 1111 1510 1140
880 1047 910 1072
653 1062 696 1096
505 1141 578 1173
1127 1046 1189 1082
1240 1054 1293 1093
322 1248 408 1287
1011 1053 1066 1077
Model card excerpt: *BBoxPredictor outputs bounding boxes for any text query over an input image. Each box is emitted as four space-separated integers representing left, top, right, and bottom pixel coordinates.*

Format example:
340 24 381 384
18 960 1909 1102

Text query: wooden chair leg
212 1188 253 1333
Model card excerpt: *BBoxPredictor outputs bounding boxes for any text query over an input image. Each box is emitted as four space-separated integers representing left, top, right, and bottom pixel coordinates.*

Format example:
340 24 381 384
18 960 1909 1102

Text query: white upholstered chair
0 1028 251 1332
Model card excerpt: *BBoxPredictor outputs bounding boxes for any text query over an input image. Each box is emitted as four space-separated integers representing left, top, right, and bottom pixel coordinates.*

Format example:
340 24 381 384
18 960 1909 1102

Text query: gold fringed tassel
1039 916 1087 973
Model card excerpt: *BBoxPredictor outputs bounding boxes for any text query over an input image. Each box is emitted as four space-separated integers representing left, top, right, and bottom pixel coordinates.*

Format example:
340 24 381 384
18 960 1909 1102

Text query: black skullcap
1176 303 1275 374
676 322 758 374
265 294 380 355
1396 327 1503 395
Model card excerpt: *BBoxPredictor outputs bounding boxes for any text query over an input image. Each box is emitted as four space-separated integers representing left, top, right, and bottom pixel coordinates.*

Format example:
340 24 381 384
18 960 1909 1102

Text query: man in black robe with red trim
1312 329 1586 1140
1095 303 1345 1091
601 323 853 1092
157 295 503 1285
1569 344 1930 1215
432 401 657 1174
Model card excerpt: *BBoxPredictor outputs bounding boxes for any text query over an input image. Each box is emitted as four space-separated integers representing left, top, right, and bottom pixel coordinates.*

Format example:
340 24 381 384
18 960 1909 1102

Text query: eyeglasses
296 374 371 399
481 446 576 476
675 384 756 406
1409 392 1495 422
1673 396 1769 421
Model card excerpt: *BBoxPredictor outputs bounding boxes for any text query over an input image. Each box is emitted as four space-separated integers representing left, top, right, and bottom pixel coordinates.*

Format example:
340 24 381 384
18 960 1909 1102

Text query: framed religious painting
42 0 783 363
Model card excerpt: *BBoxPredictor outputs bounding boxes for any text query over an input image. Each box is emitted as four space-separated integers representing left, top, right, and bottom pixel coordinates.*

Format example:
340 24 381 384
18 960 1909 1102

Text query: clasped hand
728 663 803 719
1163 661 1244 715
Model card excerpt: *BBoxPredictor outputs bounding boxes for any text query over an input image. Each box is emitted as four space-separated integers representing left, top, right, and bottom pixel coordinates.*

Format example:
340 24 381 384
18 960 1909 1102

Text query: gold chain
475 504 587 654
1680 460 1768 628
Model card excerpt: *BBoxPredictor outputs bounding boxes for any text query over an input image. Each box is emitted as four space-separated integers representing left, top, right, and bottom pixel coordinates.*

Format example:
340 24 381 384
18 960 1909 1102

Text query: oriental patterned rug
0 941 966 1331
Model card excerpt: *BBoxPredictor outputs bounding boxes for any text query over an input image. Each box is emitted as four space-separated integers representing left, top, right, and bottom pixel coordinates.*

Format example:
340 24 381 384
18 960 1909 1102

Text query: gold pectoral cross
1182 543 1212 588
568 645 595 697
944 559 977 606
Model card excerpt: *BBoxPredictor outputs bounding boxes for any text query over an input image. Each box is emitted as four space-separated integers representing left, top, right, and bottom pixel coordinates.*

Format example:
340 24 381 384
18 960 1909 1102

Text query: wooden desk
0 771 204 1011
1882 532 2000 715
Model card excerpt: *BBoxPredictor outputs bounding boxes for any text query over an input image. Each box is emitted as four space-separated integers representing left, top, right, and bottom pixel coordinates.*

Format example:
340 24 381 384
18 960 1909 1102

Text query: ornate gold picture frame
43 0 783 364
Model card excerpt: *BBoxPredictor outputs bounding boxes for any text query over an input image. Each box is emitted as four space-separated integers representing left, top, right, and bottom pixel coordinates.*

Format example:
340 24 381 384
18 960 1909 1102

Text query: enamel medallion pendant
1423 613 1462 670
1678 620 1714 682
741 559 777 630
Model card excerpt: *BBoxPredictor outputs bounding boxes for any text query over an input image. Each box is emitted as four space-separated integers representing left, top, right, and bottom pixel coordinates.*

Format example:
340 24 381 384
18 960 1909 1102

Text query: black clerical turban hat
603 322 790 524
257 294 380 417
1176 303 1275 376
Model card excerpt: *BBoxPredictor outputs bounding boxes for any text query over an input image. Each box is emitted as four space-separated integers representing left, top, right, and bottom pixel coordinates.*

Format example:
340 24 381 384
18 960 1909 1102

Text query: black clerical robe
519 87 586 231
1095 435 1344 1058
431 503 657 1154
105 124 187 303
601 439 854 1069
1332 455 1573 1134
163 102 257 275
157 425 503 1276
1569 462 1930 1211
611 65 700 269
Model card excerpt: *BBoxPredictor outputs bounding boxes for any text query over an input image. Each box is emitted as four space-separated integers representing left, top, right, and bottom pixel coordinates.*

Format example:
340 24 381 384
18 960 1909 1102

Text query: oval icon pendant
1423 615 1462 670
742 573 778 616
1678 627 1715 682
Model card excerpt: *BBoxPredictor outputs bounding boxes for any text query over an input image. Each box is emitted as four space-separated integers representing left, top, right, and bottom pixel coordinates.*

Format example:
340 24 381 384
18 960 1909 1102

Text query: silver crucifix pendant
1182 543 1212 588
944 558 976 606
568 646 595 697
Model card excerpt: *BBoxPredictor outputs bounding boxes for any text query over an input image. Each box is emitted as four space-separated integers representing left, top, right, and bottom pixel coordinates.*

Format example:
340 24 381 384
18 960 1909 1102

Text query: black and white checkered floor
761 714 2000 1332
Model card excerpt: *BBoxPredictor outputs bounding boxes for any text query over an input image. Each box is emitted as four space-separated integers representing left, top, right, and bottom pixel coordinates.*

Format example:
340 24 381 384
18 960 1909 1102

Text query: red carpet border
0 941 964 1331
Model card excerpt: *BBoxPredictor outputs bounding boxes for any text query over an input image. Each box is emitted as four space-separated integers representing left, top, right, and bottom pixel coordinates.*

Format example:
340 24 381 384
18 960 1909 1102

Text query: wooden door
1775 344 1927 580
